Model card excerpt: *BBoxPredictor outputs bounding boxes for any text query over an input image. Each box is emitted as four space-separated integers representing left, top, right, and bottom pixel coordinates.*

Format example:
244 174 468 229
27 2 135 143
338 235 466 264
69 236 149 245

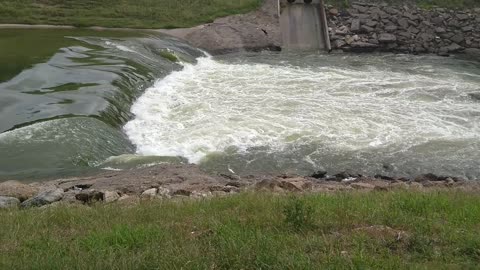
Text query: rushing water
1 29 480 181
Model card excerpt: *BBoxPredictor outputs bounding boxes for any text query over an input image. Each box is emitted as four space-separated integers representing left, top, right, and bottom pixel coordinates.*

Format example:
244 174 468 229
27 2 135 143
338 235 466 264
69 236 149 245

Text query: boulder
0 181 38 201
21 188 64 208
75 190 104 203
456 14 469 21
279 178 313 192
397 18 409 29
141 188 158 199
385 25 398 32
103 191 120 203
0 196 20 209
378 33 397 43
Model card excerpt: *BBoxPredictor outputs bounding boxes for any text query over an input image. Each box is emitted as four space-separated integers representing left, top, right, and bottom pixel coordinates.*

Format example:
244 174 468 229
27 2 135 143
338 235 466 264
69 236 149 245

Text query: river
1 29 479 181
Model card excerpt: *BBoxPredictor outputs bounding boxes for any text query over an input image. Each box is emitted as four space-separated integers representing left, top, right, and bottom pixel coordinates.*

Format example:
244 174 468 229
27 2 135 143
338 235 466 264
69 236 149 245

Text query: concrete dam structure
279 0 331 51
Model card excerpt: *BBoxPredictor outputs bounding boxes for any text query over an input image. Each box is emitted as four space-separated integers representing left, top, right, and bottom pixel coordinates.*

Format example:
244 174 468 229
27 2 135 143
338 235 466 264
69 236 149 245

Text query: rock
397 18 409 29
384 7 399 15
350 183 375 190
75 190 104 203
365 20 378 27
157 187 171 198
409 182 424 190
408 26 420 34
0 196 20 209
435 27 446 34
21 188 64 208
329 8 339 16
378 33 397 43
456 14 469 21
351 19 361 32
279 178 313 192
172 189 192 197
431 17 444 26
141 188 158 199
361 25 375 33
462 26 473 32
450 33 465 44
334 39 347 48
0 180 39 201
385 25 398 32
255 179 284 192
445 43 463 52
103 191 120 203
311 170 327 179
389 182 409 190
349 42 379 52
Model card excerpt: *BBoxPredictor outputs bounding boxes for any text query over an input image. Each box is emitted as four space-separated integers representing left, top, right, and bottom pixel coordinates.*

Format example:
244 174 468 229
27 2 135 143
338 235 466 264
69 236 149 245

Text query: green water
0 29 202 180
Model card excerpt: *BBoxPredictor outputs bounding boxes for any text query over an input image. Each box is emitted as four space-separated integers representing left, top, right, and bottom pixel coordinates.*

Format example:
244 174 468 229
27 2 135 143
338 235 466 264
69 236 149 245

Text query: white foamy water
124 53 480 178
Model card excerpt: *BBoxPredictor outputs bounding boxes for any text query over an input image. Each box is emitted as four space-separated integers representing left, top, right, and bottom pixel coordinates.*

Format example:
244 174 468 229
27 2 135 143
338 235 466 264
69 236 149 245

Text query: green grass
0 0 261 29
1 191 480 269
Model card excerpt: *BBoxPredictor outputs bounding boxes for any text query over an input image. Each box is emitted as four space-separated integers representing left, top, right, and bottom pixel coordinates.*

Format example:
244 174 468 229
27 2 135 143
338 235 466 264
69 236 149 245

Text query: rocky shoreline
1 164 479 209
328 2 480 56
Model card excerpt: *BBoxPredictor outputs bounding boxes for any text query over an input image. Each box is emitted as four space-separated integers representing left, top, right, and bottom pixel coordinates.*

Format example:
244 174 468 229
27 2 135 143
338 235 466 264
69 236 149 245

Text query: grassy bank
0 0 261 29
1 191 480 269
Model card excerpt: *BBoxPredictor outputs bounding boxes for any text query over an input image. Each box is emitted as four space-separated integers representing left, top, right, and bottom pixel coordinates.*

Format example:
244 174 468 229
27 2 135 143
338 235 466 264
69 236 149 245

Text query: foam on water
124 53 480 178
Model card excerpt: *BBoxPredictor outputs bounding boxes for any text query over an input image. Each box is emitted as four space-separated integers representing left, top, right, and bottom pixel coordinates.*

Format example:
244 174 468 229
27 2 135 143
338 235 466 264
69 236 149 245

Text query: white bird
227 164 236 174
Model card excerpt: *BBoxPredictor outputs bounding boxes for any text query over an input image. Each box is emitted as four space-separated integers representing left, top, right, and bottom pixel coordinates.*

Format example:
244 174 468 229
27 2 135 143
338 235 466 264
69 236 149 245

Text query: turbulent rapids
0 29 479 181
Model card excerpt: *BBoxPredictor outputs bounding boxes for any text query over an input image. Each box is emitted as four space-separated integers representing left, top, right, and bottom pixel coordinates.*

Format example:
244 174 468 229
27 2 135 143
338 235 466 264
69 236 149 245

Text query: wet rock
468 92 480 101
21 188 64 208
103 191 120 203
0 196 20 209
0 181 39 201
378 33 397 43
349 42 379 52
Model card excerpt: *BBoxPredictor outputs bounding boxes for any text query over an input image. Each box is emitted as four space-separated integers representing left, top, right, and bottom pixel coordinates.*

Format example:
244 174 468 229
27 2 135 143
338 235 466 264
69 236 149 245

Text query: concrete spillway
279 0 331 51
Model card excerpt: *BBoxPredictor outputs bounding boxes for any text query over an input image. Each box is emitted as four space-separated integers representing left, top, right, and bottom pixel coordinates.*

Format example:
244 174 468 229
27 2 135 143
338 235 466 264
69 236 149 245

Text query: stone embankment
1 164 479 209
327 3 480 56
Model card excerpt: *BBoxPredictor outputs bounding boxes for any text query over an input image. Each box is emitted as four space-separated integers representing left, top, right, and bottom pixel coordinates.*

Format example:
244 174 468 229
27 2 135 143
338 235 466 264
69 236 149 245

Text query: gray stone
443 43 463 52
450 33 465 44
456 14 470 21
397 18 409 29
435 27 446 33
384 7 399 15
21 188 64 208
408 26 420 34
385 25 397 32
351 19 361 32
462 26 473 32
431 17 445 26
361 25 374 33
0 196 20 209
378 33 397 43
334 39 347 48
365 20 378 27
75 190 104 203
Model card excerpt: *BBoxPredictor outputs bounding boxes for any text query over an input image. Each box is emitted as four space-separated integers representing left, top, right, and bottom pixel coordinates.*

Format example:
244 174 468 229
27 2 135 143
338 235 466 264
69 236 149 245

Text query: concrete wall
279 0 331 51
